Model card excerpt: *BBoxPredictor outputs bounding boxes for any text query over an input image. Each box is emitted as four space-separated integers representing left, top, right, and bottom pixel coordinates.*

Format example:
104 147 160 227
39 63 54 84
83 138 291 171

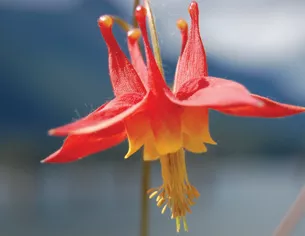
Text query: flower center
147 148 200 232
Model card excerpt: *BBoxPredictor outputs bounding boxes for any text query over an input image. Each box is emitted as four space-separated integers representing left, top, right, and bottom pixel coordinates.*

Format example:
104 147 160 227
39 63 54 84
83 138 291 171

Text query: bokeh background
1 0 305 235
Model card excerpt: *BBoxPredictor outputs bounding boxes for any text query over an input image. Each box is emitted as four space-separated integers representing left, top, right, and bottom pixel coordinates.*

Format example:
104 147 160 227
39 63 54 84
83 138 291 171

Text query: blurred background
1 0 305 235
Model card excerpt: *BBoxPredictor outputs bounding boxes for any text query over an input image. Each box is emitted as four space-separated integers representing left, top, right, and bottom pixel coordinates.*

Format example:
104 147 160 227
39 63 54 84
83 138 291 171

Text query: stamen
161 204 167 214
149 191 159 199
97 15 146 96
147 148 199 232
146 187 159 194
135 6 167 93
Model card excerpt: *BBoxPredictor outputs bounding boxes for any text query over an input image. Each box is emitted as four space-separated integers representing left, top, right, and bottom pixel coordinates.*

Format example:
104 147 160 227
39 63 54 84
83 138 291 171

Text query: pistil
148 148 200 232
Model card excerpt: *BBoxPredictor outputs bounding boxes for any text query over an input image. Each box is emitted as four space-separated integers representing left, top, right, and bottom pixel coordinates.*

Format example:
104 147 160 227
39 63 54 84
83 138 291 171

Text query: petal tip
124 149 132 159
41 156 53 164
41 149 63 164
208 139 217 145
125 147 138 159
98 15 113 28
188 1 199 17
127 28 141 42
135 5 147 21
48 129 55 136
176 19 188 31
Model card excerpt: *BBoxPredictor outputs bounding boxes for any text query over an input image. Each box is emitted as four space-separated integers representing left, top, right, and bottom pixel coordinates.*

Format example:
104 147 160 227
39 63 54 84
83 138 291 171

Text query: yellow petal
182 107 216 145
150 105 183 155
183 134 207 153
143 134 160 161
124 112 150 159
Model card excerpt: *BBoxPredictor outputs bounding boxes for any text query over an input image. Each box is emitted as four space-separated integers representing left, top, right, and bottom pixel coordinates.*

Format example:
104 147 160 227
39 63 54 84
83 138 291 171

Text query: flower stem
144 0 164 77
273 186 305 236
132 1 151 236
140 161 151 236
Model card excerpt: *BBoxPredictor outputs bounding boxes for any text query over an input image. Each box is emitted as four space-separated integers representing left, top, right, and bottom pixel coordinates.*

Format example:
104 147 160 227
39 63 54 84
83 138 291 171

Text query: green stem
140 161 151 236
131 2 151 236
144 0 164 77
138 2 165 235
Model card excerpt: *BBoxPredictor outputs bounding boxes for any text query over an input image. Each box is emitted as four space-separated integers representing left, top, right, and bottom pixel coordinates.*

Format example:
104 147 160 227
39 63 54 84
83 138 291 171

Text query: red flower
43 1 305 232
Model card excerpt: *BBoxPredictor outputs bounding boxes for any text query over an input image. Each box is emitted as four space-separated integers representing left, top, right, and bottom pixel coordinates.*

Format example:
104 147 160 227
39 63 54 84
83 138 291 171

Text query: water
1 156 305 236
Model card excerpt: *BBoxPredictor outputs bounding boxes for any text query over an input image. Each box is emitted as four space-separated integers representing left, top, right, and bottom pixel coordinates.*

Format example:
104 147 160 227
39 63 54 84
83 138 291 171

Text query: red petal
42 131 126 163
135 6 168 94
49 93 145 136
168 77 262 108
175 77 209 100
71 93 148 135
98 15 146 96
217 94 305 118
49 102 110 136
173 1 208 92
127 28 148 86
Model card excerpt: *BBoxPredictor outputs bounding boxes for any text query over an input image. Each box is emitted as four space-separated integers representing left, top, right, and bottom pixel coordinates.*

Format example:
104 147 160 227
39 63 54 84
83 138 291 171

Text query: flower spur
43 1 305 232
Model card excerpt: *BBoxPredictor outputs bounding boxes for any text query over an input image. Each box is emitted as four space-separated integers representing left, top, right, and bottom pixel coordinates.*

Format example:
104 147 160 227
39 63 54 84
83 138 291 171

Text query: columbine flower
43 1 305 232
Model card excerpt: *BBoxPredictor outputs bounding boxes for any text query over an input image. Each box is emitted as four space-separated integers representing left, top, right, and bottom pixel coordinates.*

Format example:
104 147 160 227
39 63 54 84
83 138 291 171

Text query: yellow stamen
147 148 200 232
149 191 158 199
161 204 167 214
